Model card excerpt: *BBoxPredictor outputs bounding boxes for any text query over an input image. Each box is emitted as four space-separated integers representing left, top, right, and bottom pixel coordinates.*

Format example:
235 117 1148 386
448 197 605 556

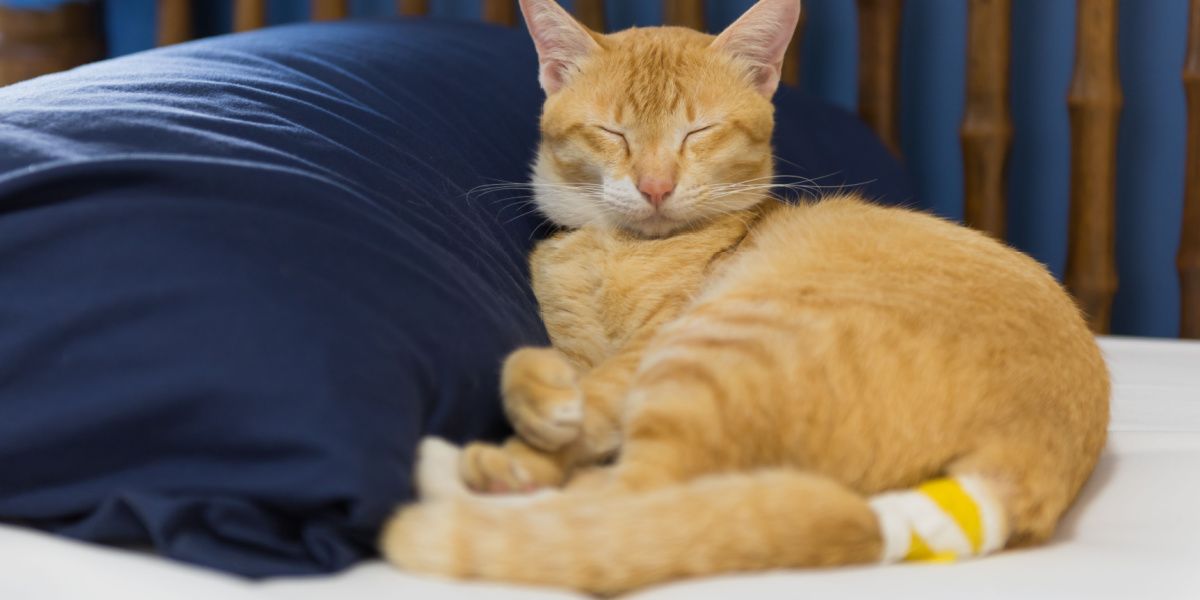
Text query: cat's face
521 0 801 237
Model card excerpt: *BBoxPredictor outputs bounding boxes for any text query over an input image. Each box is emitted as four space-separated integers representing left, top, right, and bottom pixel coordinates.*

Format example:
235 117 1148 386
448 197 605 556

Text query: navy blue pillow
0 19 912 577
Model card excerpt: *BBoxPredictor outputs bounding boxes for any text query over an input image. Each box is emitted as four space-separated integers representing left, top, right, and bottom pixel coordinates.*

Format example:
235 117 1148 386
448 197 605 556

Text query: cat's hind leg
939 437 1104 549
588 304 808 492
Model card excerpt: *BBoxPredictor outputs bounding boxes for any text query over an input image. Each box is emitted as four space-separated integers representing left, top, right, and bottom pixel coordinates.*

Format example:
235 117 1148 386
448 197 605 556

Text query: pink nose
637 176 675 208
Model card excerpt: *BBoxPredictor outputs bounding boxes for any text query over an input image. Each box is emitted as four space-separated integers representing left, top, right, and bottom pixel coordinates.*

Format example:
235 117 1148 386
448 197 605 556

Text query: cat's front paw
460 440 566 493
501 347 584 451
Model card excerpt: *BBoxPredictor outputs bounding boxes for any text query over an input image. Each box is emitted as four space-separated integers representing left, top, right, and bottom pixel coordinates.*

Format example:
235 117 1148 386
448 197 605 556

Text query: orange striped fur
381 0 1109 594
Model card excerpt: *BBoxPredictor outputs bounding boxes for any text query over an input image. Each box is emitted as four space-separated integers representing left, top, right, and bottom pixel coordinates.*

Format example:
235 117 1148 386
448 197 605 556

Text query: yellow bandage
868 476 1007 564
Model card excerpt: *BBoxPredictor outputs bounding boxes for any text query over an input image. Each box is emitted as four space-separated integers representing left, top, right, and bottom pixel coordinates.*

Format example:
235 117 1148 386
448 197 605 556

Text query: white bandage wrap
868 476 1008 563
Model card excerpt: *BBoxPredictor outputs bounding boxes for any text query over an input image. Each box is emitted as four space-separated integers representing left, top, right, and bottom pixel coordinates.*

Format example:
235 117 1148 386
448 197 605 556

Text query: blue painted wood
1112 0 1189 336
1008 0 1074 281
0 0 93 7
899 0 967 223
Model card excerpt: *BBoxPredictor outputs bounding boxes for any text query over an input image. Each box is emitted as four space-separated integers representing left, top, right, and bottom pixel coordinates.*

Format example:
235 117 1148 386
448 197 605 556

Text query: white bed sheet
2 337 1198 600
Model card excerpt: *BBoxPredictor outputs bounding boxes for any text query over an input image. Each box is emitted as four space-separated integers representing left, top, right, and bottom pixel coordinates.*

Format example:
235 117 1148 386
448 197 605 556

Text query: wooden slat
482 0 518 26
960 0 1012 239
1182 0 1200 338
781 9 807 87
398 0 429 17
1065 0 1122 333
856 0 905 155
311 0 349 21
233 0 267 32
156 0 192 46
0 3 104 87
663 0 705 31
574 0 607 32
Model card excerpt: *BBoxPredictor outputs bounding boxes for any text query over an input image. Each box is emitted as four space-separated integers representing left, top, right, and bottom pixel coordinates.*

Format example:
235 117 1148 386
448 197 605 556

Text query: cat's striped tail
380 441 1010 596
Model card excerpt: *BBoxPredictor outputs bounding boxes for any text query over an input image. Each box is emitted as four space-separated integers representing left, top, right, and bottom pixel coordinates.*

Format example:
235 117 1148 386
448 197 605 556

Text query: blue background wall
9 0 1194 337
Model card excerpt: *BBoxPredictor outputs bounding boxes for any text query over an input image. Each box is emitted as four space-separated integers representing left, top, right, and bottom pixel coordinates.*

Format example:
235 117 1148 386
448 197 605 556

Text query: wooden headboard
0 0 1197 338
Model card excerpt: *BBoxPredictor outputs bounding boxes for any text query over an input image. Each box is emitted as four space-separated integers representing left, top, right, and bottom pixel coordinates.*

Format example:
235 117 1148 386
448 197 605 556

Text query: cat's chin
616 213 693 238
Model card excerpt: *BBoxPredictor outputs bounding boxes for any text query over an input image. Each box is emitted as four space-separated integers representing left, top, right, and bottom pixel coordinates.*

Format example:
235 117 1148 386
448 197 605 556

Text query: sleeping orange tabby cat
381 0 1109 594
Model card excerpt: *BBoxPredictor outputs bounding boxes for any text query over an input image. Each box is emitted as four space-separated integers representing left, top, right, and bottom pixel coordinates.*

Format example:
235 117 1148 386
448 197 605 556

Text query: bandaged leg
869 476 1008 563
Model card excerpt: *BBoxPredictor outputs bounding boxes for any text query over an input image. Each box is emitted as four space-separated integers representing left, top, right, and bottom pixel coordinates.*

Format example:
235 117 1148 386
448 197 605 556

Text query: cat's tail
380 441 1010 596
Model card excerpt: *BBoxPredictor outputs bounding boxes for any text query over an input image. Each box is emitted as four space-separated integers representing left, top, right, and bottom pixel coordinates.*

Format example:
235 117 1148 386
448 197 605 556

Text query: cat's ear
519 0 602 94
710 0 802 97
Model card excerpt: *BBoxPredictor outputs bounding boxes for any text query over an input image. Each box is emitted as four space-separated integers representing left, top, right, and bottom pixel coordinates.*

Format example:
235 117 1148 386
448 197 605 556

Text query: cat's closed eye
682 124 718 149
595 126 629 153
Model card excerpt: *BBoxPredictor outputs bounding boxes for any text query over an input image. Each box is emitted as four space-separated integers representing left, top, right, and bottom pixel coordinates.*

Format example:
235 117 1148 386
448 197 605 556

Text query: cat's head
520 0 800 237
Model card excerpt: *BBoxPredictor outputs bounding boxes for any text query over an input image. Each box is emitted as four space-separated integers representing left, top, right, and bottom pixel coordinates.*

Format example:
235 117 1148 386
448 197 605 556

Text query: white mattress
2 337 1198 600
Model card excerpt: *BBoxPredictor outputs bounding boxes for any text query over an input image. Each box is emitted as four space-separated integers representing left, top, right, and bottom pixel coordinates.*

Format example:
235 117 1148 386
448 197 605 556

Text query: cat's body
525 196 1106 502
382 0 1109 594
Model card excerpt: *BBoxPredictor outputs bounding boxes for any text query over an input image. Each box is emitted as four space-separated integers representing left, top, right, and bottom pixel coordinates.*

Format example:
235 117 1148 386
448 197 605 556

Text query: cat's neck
601 197 782 258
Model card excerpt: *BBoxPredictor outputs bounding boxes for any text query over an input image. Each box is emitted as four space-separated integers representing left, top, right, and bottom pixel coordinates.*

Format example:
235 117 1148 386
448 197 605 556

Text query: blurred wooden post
664 0 705 30
961 0 1012 238
1065 0 1122 333
311 0 349 21
483 0 518 26
0 3 104 87
574 0 607 32
1181 0 1200 338
157 0 192 46
857 0 905 155
398 0 429 16
781 9 807 87
233 0 267 32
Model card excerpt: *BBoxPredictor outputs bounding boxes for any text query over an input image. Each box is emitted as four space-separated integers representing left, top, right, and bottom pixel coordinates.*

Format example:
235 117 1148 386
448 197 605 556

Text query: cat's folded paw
460 440 565 494
501 347 584 451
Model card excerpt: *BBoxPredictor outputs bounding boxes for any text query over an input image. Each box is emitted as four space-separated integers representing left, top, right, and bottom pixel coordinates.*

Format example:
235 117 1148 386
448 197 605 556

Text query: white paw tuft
415 437 470 501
